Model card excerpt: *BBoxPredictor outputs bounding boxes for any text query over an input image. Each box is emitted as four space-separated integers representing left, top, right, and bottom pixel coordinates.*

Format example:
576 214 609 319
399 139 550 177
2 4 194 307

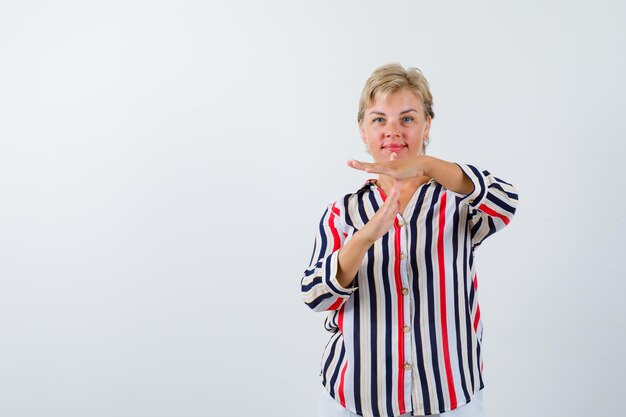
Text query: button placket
397 214 413 400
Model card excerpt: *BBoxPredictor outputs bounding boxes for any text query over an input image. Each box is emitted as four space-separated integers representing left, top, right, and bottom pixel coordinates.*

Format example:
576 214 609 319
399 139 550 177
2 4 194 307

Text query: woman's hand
353 152 403 244
358 176 401 244
348 155 475 195
347 155 429 179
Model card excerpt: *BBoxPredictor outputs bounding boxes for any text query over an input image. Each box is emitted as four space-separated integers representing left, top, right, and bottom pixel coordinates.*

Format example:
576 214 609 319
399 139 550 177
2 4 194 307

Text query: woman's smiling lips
382 144 407 153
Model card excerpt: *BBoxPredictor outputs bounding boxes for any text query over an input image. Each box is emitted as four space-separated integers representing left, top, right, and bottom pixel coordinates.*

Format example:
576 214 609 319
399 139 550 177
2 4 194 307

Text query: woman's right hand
358 177 401 244
356 152 402 244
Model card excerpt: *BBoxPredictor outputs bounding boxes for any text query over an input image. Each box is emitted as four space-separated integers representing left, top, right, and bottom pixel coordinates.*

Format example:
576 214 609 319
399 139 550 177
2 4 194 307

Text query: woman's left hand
347 155 430 179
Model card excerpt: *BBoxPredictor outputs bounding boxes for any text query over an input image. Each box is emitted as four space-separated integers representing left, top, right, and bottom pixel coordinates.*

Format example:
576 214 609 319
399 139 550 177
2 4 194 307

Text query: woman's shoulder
328 180 376 207
322 180 378 230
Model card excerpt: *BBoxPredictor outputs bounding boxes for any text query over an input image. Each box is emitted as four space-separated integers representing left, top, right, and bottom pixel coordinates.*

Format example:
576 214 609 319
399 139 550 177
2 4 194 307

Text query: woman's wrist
417 155 433 178
351 227 377 248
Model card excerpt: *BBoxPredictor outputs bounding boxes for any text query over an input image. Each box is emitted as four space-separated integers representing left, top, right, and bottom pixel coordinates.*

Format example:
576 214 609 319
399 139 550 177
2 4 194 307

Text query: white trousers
318 387 485 417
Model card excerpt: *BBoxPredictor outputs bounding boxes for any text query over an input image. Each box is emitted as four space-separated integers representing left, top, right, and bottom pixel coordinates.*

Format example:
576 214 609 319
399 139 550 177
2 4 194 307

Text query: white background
1 1 625 416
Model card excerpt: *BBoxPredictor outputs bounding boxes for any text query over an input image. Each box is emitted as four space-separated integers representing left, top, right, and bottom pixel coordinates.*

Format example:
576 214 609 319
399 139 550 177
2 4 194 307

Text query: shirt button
403 325 411 333
400 252 406 259
398 219 405 227
403 362 412 370
401 287 409 295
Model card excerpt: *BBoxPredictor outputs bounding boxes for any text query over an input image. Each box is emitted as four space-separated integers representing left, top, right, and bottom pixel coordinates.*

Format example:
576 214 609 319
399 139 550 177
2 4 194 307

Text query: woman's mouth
383 144 406 153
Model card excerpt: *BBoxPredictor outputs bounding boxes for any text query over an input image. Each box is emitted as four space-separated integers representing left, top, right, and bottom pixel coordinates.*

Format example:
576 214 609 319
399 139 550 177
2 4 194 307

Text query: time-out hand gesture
336 152 405 287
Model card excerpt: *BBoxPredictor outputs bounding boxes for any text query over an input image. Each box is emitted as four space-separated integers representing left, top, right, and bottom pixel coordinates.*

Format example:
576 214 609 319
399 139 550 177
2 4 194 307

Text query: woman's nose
385 124 400 138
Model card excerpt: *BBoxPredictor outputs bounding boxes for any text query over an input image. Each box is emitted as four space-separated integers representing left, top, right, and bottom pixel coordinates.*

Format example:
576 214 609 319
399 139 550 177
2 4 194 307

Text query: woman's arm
301 178 403 311
422 156 474 195
348 155 474 195
336 178 401 288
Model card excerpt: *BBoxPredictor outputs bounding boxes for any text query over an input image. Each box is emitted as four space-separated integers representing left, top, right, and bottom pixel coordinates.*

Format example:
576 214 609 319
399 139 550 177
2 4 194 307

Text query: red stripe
338 305 345 338
473 274 481 331
378 188 387 202
337 306 347 406
437 193 457 409
393 218 406 414
338 362 348 407
478 203 510 225
327 298 343 311
473 304 481 332
329 203 341 251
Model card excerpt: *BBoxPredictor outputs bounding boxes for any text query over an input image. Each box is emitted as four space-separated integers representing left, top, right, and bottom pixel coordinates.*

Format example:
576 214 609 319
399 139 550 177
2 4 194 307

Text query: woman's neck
376 174 430 197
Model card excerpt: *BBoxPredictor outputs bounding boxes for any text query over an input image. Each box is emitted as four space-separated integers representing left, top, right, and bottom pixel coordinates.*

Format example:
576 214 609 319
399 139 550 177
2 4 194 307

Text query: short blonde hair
357 63 435 124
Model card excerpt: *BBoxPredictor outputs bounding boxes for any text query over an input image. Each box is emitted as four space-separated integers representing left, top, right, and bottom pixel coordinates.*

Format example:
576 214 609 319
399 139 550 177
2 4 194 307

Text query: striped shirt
301 164 518 417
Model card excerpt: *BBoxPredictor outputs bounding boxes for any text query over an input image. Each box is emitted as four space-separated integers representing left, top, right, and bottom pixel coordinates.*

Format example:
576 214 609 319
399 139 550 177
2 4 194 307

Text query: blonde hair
357 63 435 125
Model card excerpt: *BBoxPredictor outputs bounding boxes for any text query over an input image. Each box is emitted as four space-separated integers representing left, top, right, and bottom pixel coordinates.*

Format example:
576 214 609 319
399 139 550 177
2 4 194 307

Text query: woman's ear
423 115 432 139
360 124 367 144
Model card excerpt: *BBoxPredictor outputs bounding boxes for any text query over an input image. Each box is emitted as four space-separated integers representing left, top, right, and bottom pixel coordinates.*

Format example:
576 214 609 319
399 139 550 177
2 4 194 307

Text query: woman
301 63 518 417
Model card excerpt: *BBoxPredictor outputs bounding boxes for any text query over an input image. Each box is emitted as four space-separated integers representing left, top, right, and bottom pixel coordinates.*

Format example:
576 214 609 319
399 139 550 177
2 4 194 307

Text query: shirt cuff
455 163 489 208
324 250 358 297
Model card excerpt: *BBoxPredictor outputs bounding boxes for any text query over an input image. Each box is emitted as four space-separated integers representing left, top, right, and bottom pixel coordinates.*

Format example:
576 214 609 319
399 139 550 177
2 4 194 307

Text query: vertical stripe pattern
301 164 518 417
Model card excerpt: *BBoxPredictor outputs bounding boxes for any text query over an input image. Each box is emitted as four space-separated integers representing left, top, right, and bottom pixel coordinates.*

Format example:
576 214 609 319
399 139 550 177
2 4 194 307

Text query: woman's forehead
369 89 424 110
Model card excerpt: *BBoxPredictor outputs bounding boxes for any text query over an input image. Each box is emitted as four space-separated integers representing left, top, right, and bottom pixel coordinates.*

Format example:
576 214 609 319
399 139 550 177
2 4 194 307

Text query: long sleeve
457 164 519 248
301 203 357 312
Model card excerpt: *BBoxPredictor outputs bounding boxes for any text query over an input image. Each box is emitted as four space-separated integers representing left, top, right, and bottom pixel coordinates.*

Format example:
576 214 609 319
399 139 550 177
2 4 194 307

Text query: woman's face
360 88 431 163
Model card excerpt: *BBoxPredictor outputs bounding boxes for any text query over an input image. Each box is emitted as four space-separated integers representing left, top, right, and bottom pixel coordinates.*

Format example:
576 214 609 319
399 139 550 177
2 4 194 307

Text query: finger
392 176 402 193
347 159 374 172
349 159 388 175
387 179 401 203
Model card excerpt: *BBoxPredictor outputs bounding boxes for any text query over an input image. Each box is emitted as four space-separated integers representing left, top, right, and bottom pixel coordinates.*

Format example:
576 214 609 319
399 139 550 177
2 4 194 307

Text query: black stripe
301 276 322 292
324 312 339 332
486 192 516 214
329 342 346 395
487 181 518 200
410 185 432 413
468 165 486 206
308 292 333 310
485 217 497 242
424 184 445 406
343 195 355 229
470 216 483 238
322 332 341 385
353 283 362 415
357 192 369 226
304 261 324 277
326 258 351 296
477 339 484 390
366 244 380 416
317 208 329 261
493 175 513 187
468 279 476 309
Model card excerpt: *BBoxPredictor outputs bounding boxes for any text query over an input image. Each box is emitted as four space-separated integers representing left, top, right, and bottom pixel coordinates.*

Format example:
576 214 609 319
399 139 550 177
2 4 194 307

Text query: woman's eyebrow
369 109 418 116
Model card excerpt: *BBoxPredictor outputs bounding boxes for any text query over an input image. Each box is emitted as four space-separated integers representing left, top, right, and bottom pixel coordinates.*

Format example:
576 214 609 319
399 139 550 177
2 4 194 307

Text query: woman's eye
403 117 414 123
373 117 385 123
